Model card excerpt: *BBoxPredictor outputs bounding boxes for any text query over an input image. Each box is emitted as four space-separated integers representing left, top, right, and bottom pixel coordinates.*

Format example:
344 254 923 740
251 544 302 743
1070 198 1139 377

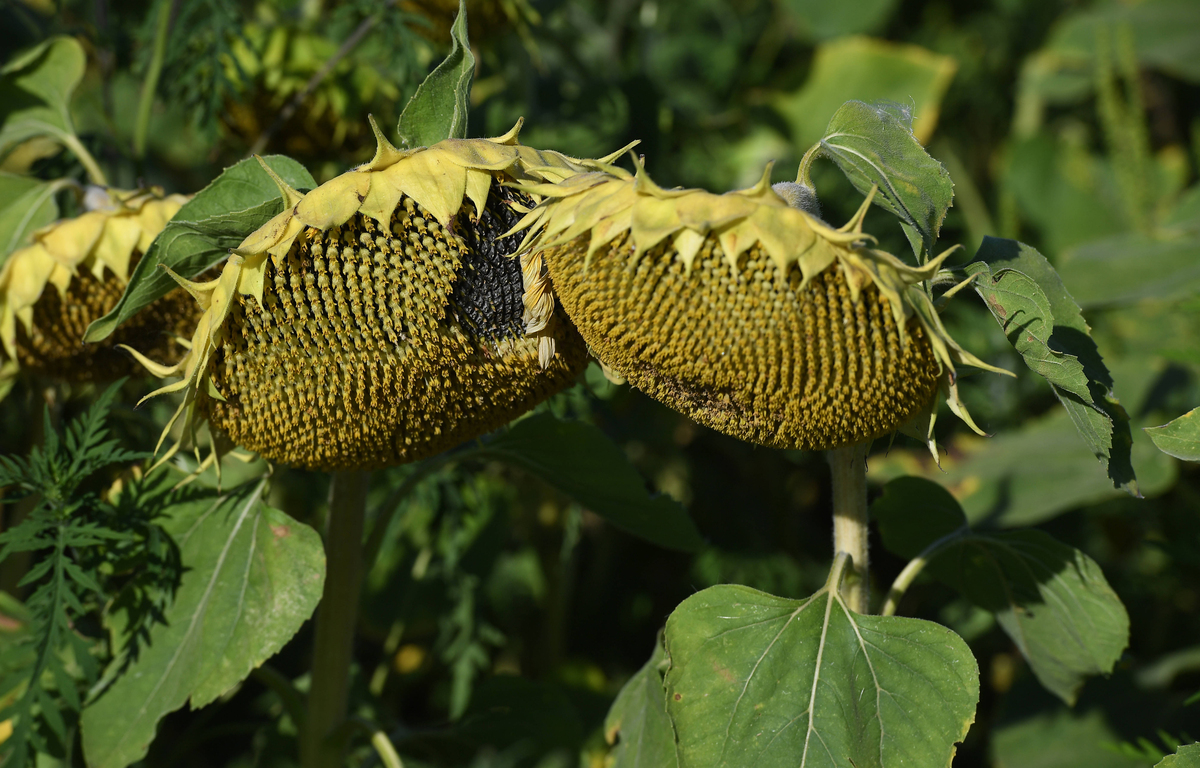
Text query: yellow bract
0 188 190 378
134 120 624 473
513 159 1010 454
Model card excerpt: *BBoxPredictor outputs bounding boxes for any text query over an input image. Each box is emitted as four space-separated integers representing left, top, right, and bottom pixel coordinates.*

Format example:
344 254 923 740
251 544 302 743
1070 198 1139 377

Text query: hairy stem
828 442 870 613
133 0 172 160
301 470 371 768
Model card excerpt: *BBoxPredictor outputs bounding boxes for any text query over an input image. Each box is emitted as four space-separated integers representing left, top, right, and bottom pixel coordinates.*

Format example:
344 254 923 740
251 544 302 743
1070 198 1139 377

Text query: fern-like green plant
0 382 151 766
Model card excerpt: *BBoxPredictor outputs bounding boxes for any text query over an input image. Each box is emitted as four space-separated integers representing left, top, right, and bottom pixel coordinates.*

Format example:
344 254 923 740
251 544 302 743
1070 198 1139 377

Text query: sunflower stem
828 442 870 613
302 470 371 768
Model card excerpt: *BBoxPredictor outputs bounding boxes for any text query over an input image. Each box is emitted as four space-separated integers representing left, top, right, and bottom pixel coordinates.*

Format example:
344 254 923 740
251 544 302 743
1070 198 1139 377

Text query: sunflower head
511 158 1007 453
134 119 626 473
0 187 193 381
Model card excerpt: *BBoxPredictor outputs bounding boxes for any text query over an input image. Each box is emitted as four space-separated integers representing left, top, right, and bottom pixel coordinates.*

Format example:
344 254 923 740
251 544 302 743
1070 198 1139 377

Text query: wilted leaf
663 570 978 767
605 640 677 768
818 99 954 257
83 155 315 343
773 37 957 149
0 37 86 157
482 414 703 552
968 237 1137 494
1145 408 1200 462
397 0 474 148
0 172 71 258
873 477 1130 705
81 479 325 768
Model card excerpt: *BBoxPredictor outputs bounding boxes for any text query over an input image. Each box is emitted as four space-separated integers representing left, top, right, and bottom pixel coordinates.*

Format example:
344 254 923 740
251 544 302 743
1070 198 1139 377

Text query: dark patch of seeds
448 182 530 340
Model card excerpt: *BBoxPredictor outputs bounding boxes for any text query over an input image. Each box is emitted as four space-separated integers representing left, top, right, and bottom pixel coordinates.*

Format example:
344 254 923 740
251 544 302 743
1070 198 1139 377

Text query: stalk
133 0 172 161
301 470 371 768
62 134 108 187
828 442 870 613
880 529 967 617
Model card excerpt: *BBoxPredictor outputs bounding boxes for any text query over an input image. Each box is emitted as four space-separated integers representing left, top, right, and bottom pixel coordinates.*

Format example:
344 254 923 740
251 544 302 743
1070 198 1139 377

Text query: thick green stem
828 443 870 613
133 0 171 160
301 470 370 768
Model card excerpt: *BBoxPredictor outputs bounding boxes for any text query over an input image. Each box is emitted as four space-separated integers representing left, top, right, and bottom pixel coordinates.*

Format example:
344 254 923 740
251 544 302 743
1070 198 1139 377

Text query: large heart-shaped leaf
873 476 1130 705
663 559 978 767
80 478 324 768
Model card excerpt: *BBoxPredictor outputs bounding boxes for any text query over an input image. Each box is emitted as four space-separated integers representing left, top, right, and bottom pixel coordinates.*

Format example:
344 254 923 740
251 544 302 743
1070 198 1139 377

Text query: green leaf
873 477 1130 705
871 476 967 559
1002 135 1129 256
396 0 474 148
0 37 85 157
1145 408 1200 461
663 570 978 767
777 0 900 41
482 414 703 552
1042 0 1200 85
83 155 316 343
772 37 957 150
817 99 954 257
991 705 1146 768
967 236 1137 494
0 173 72 260
605 640 678 768
1157 744 1200 767
80 479 325 768
872 409 1175 527
1057 232 1200 309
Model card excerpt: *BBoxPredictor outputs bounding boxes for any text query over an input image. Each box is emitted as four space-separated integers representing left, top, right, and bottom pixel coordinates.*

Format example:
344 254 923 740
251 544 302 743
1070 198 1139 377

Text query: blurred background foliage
2 0 1200 765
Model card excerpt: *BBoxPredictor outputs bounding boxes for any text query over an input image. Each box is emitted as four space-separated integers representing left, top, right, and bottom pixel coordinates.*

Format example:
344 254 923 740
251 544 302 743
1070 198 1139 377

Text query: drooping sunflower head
511 158 1007 453
134 119 625 473
0 187 193 381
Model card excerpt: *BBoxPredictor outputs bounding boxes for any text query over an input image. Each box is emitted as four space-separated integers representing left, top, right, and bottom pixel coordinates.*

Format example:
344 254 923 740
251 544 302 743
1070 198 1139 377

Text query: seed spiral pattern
543 233 941 450
202 185 587 470
12 258 197 380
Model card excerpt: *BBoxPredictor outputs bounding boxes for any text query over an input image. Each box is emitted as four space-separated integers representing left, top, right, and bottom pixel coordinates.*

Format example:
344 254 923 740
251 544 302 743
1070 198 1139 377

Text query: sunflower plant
2 1 1200 768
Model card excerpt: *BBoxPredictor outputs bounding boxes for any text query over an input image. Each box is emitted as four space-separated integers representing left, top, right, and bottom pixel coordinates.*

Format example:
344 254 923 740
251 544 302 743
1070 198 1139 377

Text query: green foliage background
1 0 1200 765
